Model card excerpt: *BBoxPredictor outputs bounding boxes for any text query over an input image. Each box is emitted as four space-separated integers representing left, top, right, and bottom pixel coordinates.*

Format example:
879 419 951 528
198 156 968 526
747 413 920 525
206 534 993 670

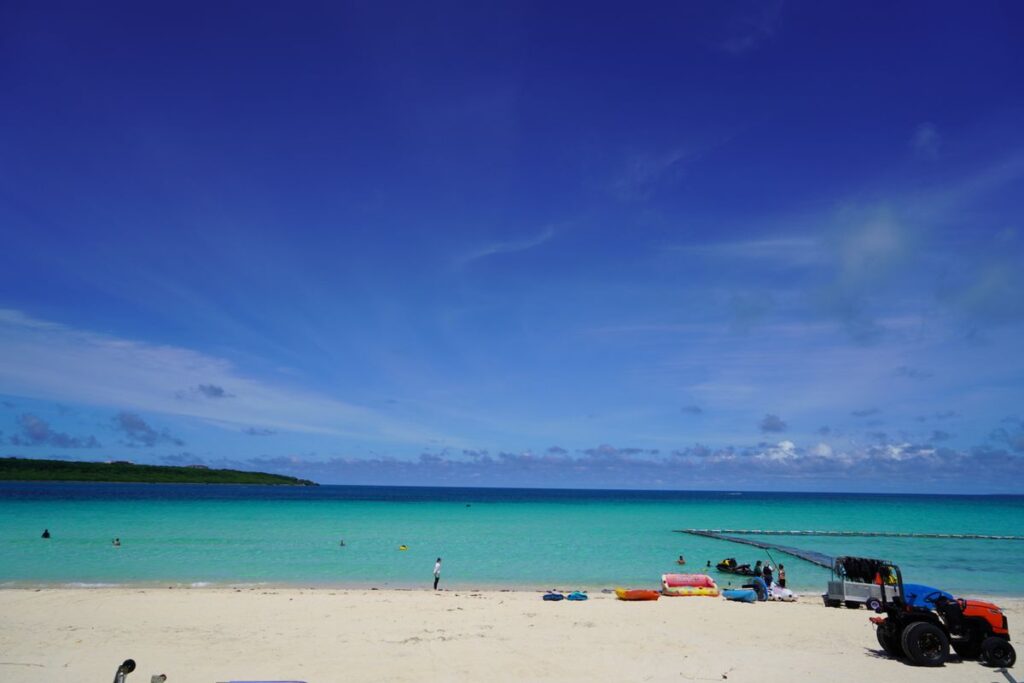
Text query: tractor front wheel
980 637 1016 668
901 622 949 667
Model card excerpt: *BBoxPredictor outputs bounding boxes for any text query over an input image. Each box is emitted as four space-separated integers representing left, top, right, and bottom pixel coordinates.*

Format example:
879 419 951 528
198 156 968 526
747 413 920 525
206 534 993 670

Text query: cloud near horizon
243 427 276 437
113 411 184 448
759 414 787 433
187 437 1024 492
8 413 100 449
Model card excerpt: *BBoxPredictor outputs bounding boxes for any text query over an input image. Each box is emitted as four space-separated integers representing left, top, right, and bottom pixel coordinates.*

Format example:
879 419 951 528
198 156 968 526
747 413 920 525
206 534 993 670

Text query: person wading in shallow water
433 557 442 590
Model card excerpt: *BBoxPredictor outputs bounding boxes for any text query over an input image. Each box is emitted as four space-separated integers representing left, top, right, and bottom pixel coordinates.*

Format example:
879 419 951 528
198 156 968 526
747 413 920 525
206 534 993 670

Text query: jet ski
715 558 758 576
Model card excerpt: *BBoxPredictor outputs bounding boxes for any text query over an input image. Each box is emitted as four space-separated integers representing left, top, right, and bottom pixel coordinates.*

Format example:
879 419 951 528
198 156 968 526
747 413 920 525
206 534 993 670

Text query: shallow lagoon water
1 483 1022 596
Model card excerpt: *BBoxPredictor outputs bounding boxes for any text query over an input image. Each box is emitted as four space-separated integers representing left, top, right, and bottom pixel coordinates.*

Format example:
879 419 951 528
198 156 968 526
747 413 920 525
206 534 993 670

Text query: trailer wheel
980 637 1016 668
867 598 882 611
901 622 949 667
844 601 861 609
823 598 841 608
876 627 901 657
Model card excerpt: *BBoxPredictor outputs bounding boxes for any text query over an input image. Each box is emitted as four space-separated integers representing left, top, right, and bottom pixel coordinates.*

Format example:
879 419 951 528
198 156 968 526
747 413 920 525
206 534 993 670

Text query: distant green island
0 457 316 486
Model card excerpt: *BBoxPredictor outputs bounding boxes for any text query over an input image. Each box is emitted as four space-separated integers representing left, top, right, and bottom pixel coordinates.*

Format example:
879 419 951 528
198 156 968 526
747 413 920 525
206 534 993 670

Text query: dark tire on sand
901 622 949 667
876 627 901 657
980 637 1016 668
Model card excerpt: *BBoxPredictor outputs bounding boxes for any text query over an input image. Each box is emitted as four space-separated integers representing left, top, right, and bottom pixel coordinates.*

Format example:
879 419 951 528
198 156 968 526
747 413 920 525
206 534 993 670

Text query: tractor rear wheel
901 622 949 667
876 627 901 657
980 637 1016 668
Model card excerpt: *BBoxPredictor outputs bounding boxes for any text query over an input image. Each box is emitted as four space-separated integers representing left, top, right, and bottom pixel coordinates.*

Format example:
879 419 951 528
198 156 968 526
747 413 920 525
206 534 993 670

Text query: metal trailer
822 556 901 610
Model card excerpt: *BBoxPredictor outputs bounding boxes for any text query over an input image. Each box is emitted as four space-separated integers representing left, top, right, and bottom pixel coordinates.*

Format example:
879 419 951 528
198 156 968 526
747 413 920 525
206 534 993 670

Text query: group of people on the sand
692 555 787 588
731 559 786 587
745 561 784 588
752 560 786 588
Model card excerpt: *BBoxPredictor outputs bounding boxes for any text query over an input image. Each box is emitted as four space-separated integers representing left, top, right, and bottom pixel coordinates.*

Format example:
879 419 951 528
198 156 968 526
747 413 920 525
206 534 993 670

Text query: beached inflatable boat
662 585 721 597
723 588 757 603
615 588 661 601
769 585 797 602
661 574 720 597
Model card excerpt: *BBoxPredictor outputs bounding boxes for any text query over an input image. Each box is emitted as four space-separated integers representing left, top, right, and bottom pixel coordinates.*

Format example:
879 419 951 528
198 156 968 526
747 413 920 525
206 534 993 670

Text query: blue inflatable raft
722 588 757 603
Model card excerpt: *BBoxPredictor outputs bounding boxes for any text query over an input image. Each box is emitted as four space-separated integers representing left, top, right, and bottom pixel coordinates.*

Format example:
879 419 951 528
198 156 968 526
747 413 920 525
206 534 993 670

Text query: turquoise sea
1 483 1023 596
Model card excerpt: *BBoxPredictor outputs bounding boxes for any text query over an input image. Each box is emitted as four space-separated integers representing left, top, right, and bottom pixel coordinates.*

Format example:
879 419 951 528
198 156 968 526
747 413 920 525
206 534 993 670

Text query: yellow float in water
398 545 408 551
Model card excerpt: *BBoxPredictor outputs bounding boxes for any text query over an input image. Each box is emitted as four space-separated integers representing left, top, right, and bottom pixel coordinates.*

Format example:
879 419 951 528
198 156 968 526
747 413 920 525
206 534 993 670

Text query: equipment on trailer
822 556 899 610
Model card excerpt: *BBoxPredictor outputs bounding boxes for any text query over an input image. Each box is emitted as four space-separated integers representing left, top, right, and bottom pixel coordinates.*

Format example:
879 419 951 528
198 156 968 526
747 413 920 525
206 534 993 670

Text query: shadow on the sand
863 647 971 667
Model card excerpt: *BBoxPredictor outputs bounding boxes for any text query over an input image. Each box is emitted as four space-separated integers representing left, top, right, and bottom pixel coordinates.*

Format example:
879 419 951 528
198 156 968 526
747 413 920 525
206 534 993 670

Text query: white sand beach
0 588 1019 682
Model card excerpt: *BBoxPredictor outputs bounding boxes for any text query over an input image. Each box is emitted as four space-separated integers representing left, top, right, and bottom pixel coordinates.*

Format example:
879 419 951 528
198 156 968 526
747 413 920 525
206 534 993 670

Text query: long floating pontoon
679 529 834 568
676 529 1024 541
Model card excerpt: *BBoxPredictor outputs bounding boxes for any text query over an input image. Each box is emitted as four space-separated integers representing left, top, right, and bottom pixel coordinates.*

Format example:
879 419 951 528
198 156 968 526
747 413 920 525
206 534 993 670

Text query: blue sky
1 2 1023 492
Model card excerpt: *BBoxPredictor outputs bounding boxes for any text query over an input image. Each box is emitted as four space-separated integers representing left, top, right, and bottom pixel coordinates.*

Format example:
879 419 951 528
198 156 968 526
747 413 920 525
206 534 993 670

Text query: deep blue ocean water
2 482 1022 596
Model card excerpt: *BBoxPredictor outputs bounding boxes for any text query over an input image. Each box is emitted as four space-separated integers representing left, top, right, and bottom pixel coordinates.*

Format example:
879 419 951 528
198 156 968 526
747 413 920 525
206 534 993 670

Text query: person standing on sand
433 557 442 590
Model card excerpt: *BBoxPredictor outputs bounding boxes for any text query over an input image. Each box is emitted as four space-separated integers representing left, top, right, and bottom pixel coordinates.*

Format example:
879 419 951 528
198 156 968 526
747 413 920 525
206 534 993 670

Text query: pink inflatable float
661 574 720 597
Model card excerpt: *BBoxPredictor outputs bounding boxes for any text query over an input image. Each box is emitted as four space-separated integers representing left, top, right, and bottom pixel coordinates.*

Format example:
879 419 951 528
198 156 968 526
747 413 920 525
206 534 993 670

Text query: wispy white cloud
0 309 450 444
717 1 785 55
458 225 557 265
911 122 940 159
666 236 826 267
612 148 689 201
937 231 1024 328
